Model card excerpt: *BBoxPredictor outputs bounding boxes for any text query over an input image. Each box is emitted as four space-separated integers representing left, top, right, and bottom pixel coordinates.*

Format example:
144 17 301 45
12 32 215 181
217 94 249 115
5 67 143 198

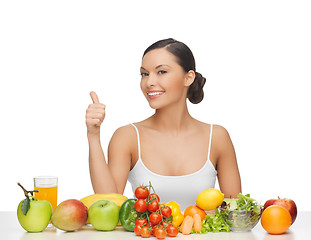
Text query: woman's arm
213 125 242 198
86 92 131 194
88 133 118 193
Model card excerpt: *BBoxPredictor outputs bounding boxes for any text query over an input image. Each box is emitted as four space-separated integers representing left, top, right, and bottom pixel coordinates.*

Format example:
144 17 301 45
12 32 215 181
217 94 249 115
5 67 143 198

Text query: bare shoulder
212 124 235 158
212 124 231 139
109 124 137 150
107 124 138 170
191 121 232 144
112 124 136 138
191 119 210 130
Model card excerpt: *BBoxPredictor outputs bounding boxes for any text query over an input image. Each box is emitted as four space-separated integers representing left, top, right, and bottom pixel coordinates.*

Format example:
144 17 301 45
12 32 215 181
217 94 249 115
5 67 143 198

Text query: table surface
0 211 309 240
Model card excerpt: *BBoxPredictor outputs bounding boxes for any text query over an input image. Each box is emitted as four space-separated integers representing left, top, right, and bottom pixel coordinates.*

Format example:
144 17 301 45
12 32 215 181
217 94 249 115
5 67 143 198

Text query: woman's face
140 48 193 109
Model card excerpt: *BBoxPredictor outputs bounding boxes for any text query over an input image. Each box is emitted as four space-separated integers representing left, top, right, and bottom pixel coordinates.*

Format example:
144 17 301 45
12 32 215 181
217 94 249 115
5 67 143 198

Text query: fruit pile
131 182 179 239
16 182 298 236
17 182 126 232
261 198 297 234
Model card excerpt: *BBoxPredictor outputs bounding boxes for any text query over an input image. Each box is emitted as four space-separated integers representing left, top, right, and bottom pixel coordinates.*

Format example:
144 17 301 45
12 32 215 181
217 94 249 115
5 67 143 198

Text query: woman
86 38 241 211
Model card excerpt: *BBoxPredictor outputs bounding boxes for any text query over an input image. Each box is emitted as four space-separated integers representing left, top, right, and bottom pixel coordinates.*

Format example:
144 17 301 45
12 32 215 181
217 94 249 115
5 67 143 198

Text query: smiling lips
147 91 165 99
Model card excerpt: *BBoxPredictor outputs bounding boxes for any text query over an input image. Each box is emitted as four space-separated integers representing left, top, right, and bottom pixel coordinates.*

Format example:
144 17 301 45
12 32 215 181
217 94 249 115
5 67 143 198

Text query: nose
146 73 157 87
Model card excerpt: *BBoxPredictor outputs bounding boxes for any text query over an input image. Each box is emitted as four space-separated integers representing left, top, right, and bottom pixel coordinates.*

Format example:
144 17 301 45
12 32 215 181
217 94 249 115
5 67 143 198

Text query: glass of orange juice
34 176 58 211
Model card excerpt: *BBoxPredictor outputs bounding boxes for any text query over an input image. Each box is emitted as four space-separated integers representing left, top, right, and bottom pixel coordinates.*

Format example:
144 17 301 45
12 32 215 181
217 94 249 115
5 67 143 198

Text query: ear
184 70 195 87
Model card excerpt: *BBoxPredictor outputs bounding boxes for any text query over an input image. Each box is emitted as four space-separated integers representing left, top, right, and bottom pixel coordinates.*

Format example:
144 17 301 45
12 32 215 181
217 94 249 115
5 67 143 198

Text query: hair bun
195 72 206 88
187 72 206 104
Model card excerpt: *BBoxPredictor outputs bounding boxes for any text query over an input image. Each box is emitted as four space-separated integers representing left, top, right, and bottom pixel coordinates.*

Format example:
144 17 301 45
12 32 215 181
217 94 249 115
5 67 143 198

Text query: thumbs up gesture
86 91 106 135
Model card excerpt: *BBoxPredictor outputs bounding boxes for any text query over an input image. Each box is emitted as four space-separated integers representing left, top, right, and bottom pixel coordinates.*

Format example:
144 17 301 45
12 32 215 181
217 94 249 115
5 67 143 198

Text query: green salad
197 208 230 233
219 193 263 231
197 193 262 233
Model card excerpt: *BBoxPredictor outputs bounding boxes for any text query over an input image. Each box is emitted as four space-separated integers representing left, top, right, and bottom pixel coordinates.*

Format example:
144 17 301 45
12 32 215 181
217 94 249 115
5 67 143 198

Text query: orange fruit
261 205 292 234
184 205 206 221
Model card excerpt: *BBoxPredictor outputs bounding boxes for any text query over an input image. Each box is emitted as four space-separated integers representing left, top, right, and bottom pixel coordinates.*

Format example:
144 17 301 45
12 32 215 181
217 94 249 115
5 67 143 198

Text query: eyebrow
140 64 170 71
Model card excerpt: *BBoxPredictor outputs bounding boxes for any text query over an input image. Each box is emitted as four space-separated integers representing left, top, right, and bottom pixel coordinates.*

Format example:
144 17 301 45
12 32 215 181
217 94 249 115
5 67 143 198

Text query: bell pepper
119 199 138 231
163 201 184 227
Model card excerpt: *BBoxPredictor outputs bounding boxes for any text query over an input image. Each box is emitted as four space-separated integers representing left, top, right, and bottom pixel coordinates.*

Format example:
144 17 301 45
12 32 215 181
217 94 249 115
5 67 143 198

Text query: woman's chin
149 105 160 110
148 102 163 110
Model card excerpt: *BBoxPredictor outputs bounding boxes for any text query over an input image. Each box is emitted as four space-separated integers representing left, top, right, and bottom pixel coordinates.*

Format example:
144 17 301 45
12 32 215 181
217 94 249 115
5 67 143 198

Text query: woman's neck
151 101 193 135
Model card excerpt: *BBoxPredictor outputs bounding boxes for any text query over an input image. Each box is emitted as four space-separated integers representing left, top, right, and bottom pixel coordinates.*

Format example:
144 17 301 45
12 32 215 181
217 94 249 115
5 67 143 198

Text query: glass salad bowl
219 194 263 232
219 208 262 232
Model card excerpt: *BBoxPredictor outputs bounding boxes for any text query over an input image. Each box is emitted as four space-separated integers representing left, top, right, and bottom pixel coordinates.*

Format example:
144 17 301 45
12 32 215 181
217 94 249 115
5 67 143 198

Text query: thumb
90 91 100 104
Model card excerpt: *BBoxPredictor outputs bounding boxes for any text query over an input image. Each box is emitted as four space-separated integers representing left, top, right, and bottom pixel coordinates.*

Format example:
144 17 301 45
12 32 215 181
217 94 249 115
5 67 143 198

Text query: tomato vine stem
148 181 167 231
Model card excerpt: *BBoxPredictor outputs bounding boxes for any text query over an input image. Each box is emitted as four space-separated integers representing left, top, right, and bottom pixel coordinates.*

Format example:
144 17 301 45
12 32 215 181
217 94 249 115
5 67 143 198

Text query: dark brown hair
143 38 206 104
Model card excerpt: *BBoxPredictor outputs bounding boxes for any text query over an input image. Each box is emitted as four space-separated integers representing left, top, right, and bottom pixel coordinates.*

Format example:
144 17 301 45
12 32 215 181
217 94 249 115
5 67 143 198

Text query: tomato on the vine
148 193 160 202
160 220 170 228
134 199 147 213
149 212 162 226
134 224 142 236
132 182 175 238
135 186 149 199
152 225 159 236
161 206 172 218
166 224 178 237
135 218 148 226
140 226 152 238
147 200 159 212
153 226 167 239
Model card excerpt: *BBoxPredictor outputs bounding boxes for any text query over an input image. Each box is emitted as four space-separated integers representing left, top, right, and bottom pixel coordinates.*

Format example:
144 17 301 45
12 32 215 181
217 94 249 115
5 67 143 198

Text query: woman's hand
86 91 106 135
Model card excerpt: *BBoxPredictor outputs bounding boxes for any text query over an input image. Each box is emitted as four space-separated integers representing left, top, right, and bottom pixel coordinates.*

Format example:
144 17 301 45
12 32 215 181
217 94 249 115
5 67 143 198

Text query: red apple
51 199 88 231
263 197 297 224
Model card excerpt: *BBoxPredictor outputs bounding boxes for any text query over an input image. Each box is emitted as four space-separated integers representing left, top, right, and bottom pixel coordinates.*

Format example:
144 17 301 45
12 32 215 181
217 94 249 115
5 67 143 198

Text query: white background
1 0 310 211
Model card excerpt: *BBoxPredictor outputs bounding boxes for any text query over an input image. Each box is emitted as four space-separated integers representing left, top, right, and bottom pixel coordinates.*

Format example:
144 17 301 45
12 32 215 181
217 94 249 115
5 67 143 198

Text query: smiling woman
85 38 241 211
139 47 193 110
141 39 206 104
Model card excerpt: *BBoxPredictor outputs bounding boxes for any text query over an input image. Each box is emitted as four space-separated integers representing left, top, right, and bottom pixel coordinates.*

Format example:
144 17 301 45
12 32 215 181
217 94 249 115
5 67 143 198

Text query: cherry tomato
148 193 160 202
161 206 172 218
149 212 162 226
152 226 160 236
166 224 178 237
134 224 142 236
140 226 152 238
152 226 165 236
135 186 149 199
154 227 167 239
148 200 159 212
135 218 148 226
161 221 170 228
134 199 147 213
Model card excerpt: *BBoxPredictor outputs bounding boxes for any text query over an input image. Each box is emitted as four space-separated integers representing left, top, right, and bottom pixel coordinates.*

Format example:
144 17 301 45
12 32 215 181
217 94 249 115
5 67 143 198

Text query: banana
80 193 128 225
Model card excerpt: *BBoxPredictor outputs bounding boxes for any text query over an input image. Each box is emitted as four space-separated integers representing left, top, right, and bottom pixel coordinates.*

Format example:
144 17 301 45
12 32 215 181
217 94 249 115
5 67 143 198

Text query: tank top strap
207 124 213 160
130 123 141 159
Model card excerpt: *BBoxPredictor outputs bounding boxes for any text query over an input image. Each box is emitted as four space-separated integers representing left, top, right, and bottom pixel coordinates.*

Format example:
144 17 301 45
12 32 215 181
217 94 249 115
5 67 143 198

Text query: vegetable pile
120 182 179 239
197 193 262 233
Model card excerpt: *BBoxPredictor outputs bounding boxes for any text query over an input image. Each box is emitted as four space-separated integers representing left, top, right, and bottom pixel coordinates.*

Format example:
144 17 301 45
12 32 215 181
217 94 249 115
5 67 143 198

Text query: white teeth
148 92 164 96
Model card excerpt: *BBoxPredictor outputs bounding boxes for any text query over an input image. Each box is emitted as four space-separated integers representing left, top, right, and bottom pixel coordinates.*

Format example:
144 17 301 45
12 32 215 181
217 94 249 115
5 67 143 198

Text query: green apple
17 198 52 232
88 200 119 231
17 182 52 232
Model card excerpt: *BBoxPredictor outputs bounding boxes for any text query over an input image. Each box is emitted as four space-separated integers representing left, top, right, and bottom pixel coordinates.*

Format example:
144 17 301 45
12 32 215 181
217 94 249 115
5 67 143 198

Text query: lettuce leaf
195 209 230 233
236 193 261 211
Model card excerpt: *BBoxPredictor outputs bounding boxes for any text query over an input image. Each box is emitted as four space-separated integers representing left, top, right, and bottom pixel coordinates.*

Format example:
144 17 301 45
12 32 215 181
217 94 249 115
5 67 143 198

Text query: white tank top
127 123 217 212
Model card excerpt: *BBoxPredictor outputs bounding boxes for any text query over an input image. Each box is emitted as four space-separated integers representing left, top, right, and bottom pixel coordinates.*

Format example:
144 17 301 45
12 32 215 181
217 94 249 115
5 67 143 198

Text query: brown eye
140 72 148 77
